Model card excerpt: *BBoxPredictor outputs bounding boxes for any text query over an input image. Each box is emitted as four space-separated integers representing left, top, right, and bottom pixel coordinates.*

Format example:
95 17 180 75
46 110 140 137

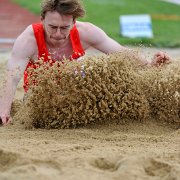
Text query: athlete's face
42 11 74 46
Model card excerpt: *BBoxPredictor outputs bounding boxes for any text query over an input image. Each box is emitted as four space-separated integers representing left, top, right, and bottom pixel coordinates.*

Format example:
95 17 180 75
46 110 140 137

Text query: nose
55 28 62 36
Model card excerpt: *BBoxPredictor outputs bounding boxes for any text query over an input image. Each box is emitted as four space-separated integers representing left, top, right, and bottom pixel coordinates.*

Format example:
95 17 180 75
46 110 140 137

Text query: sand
0 48 180 180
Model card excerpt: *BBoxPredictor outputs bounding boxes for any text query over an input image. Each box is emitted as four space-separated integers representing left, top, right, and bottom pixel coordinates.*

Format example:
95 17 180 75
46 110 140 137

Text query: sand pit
0 48 180 180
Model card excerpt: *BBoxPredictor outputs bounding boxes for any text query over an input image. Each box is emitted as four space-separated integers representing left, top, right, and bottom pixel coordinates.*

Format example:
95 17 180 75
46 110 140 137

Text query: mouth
50 36 66 41
53 38 64 41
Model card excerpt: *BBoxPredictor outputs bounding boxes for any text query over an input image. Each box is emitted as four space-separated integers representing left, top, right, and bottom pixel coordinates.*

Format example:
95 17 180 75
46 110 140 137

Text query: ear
41 18 45 29
41 16 44 23
73 18 76 25
70 19 76 30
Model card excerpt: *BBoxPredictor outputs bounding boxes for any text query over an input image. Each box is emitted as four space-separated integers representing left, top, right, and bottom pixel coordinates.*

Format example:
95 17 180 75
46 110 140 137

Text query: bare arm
0 25 36 125
78 22 150 65
78 22 170 66
78 22 126 53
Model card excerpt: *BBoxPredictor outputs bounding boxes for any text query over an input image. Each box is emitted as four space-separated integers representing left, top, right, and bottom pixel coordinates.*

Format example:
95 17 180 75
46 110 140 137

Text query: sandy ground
0 47 180 180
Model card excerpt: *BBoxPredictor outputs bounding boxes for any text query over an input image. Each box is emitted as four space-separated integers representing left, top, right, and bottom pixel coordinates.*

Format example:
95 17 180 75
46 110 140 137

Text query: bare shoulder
12 25 37 58
76 21 107 47
76 21 96 30
75 21 123 54
76 21 104 37
16 25 36 44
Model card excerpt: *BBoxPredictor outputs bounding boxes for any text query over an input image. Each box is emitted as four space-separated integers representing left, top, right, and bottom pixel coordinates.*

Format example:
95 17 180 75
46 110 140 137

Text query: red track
0 0 40 49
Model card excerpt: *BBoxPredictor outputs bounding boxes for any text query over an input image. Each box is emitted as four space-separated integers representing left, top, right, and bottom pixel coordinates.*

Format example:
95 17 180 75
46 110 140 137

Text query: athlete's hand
0 108 11 126
151 51 171 67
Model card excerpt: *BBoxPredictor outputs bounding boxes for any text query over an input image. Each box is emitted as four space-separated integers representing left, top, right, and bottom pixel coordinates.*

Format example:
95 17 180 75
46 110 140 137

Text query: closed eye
61 26 71 30
50 26 58 29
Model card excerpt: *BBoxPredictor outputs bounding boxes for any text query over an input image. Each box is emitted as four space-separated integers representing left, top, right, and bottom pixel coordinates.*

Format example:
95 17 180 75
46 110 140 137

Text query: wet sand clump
14 52 149 129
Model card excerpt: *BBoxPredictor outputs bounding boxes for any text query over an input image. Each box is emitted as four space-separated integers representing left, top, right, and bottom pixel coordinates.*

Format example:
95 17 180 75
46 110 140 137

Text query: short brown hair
41 0 86 19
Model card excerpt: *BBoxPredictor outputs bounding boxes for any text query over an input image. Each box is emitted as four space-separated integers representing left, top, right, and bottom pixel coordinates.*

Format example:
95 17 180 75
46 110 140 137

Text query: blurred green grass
12 0 180 47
